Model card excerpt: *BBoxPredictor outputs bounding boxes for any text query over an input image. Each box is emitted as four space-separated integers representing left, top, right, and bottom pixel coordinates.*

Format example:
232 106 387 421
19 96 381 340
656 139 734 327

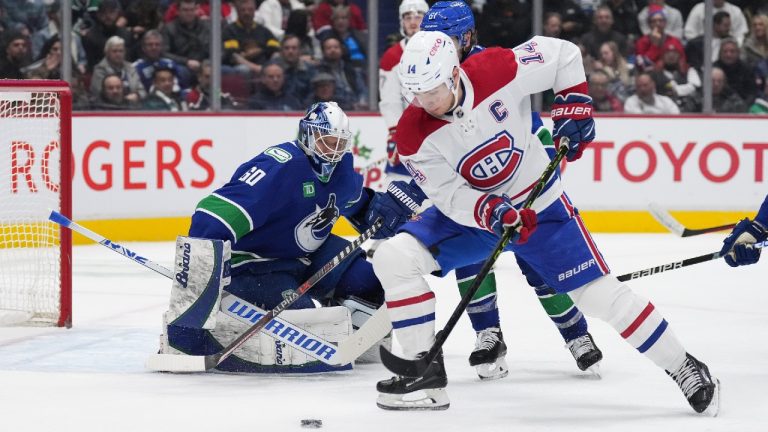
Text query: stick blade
379 345 430 378
145 354 207 373
648 202 685 236
335 306 392 365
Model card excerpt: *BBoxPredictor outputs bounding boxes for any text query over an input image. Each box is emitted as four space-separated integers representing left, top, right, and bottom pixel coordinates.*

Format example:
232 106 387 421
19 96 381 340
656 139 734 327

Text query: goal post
0 80 72 327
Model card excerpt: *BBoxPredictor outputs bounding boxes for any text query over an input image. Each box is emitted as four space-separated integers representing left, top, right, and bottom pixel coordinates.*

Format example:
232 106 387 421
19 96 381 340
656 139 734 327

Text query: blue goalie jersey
189 141 367 271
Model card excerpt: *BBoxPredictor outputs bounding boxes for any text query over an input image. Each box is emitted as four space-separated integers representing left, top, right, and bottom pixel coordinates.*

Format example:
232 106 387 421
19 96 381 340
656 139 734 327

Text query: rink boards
38 113 766 242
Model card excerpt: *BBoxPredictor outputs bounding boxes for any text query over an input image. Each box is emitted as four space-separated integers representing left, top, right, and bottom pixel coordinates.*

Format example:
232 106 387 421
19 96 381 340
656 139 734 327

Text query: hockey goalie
153 102 426 373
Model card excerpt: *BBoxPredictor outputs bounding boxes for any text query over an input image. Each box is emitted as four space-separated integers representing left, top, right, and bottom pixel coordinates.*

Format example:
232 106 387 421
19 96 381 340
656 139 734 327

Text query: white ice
0 234 765 432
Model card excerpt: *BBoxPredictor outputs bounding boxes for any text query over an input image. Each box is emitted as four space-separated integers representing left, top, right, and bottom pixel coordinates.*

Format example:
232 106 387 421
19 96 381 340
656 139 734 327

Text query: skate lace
474 328 501 351
671 359 704 399
566 334 595 359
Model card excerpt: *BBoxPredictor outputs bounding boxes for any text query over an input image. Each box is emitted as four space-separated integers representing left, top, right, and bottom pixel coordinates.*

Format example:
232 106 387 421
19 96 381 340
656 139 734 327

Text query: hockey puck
301 419 322 429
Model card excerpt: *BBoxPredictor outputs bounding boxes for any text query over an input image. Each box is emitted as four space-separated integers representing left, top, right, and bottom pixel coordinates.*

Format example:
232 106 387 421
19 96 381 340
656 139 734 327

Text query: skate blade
376 388 450 411
476 357 509 381
702 377 721 417
581 362 602 380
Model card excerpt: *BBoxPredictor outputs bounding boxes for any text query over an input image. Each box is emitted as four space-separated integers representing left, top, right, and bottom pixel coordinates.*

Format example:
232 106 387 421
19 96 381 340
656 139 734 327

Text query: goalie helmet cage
0 80 72 328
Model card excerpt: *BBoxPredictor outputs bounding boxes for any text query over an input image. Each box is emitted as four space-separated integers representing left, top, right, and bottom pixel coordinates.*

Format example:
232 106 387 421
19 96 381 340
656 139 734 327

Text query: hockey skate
667 353 720 416
566 332 603 377
468 327 509 380
376 351 450 411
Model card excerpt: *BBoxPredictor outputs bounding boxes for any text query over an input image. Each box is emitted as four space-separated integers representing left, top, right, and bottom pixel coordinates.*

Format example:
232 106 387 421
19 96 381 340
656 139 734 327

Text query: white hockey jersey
379 39 408 129
395 36 588 230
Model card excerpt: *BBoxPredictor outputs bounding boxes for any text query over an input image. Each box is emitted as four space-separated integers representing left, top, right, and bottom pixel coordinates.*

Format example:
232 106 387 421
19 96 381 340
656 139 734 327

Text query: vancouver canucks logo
294 194 340 252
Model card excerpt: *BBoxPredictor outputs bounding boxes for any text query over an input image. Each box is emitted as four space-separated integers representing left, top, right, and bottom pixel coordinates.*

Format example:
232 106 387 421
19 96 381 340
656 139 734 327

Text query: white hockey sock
570 276 687 372
372 233 440 360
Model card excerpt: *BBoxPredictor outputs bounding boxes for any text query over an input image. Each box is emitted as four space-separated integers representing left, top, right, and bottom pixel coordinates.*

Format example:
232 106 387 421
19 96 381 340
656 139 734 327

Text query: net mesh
0 90 63 325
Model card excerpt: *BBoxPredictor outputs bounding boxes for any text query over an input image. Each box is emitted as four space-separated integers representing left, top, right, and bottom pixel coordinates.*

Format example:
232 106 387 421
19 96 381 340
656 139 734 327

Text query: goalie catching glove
478 194 537 243
720 218 768 267
551 90 595 162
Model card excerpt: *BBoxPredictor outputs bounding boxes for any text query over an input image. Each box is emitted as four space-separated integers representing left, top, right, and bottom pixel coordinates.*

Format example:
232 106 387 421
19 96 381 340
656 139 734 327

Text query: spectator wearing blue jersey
721 195 768 266
327 5 367 70
132 30 191 95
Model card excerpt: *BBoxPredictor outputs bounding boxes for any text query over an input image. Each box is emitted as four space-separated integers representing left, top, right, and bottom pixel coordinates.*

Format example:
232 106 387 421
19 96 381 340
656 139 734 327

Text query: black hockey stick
648 202 737 237
380 145 569 378
617 239 768 282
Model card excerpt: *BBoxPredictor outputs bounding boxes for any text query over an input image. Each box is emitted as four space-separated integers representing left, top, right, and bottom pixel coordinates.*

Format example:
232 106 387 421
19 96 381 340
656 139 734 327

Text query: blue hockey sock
456 263 500 332
535 284 588 342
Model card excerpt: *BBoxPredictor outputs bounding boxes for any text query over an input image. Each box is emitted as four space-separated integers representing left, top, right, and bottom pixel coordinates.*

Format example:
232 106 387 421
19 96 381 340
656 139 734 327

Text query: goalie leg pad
163 236 230 355
211 305 354 373
167 236 230 329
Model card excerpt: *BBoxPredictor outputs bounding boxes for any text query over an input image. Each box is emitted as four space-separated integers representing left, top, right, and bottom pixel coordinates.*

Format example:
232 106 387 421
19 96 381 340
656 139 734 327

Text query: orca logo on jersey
294 193 340 252
457 131 523 191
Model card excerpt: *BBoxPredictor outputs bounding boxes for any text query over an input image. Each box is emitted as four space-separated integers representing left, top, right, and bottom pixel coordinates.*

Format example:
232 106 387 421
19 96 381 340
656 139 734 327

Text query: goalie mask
298 102 352 183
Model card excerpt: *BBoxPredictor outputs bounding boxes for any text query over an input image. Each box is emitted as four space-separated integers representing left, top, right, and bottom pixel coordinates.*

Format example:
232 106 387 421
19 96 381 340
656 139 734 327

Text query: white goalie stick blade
146 353 206 373
334 305 392 365
648 202 686 236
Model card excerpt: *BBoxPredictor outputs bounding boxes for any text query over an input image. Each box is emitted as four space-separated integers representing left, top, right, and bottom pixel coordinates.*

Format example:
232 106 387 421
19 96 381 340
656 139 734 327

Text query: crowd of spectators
473 0 768 114
0 0 370 111
0 0 766 114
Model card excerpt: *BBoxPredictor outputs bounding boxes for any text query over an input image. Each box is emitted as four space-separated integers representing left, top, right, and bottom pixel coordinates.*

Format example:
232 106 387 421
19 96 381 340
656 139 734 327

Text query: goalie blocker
160 236 386 373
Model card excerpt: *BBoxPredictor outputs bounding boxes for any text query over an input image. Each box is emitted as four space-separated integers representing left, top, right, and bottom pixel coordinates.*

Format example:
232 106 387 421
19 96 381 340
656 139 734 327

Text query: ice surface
0 234 765 431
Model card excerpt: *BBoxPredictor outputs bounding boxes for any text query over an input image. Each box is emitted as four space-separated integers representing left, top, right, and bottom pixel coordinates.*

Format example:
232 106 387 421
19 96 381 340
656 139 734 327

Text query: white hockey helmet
400 0 429 17
398 30 460 109
399 0 429 37
298 102 352 182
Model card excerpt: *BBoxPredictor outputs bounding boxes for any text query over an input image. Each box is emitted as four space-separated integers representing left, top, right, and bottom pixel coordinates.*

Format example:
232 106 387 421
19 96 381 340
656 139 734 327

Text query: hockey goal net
0 80 72 327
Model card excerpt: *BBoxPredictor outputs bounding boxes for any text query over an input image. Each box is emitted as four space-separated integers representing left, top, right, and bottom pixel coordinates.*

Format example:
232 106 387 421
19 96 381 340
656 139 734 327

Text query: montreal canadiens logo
457 131 523 191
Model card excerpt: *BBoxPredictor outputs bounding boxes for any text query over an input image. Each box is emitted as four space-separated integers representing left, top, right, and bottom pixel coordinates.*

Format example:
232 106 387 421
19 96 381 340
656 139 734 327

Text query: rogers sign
7 114 764 219
77 139 215 191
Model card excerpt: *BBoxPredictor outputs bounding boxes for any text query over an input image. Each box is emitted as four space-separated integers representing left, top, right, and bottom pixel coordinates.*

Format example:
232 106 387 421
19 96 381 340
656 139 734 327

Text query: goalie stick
379 145 570 378
648 202 737 237
617 240 768 282
49 211 391 369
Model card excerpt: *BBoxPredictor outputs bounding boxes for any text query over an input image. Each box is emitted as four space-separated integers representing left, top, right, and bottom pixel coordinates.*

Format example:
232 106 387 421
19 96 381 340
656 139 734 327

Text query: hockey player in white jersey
419 0 602 378
372 31 720 414
379 0 429 179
